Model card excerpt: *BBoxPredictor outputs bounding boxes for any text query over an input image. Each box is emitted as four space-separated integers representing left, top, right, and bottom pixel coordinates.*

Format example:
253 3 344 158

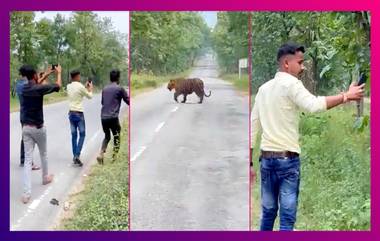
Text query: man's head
19 65 28 78
277 43 305 78
110 69 120 83
70 70 81 82
23 65 38 82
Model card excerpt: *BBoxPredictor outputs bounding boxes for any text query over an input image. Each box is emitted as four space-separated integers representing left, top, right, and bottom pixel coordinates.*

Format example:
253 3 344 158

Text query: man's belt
69 110 84 114
260 150 299 159
23 124 43 129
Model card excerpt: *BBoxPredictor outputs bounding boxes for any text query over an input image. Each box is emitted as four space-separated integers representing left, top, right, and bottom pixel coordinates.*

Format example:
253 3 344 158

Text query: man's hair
110 69 120 82
19 65 28 77
70 70 81 79
23 65 37 80
277 43 305 61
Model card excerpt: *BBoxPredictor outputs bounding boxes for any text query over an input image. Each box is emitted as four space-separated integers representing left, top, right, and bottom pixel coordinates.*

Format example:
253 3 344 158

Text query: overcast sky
200 11 217 29
34 11 129 34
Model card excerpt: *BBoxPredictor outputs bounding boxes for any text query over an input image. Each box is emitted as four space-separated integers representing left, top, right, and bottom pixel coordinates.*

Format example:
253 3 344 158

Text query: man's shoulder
68 81 84 90
258 78 275 93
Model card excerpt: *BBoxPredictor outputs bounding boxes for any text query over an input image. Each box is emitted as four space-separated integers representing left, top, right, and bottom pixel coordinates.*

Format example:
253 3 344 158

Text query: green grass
220 73 249 93
251 103 370 230
130 70 192 95
61 119 129 231
10 91 68 113
9 86 105 112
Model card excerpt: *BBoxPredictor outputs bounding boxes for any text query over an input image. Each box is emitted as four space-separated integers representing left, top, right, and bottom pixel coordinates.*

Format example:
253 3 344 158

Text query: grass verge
251 103 370 230
130 70 192 96
60 119 129 231
220 73 249 94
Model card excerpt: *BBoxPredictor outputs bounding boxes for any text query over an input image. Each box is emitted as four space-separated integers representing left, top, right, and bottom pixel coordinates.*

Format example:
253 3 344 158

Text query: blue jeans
69 112 86 158
260 156 300 231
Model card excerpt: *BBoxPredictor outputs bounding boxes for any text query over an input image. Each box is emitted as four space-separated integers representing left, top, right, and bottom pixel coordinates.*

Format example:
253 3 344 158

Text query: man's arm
325 82 365 109
54 65 62 88
121 87 129 105
289 79 365 113
82 81 93 99
250 95 261 182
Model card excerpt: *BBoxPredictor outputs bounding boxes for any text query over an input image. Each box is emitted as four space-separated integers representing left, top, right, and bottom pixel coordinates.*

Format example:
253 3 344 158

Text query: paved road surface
10 93 127 230
131 55 250 230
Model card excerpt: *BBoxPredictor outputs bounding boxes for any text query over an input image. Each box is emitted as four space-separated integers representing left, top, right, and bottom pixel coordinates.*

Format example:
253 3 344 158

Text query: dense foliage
131 12 210 75
212 12 249 74
10 12 128 89
251 12 370 95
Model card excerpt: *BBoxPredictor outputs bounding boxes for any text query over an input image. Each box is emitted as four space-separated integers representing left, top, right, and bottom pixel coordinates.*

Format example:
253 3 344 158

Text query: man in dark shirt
21 65 62 204
97 69 129 164
16 65 52 168
15 66 29 167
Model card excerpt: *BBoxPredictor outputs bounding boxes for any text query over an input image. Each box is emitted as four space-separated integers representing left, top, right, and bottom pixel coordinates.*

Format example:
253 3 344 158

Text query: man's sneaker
73 157 83 167
42 174 54 185
21 194 31 204
32 164 41 171
97 154 104 165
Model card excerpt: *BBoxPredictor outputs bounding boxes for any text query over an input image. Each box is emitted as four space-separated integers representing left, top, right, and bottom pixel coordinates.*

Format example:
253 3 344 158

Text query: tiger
167 78 211 104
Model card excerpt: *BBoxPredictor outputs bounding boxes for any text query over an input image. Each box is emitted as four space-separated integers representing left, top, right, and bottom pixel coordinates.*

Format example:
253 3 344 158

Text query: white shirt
251 72 327 153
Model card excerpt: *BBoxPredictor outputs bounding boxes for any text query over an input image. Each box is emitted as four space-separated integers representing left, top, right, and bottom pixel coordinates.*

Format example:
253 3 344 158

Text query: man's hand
346 82 365 101
54 65 62 88
86 81 93 92
55 65 62 74
250 148 257 184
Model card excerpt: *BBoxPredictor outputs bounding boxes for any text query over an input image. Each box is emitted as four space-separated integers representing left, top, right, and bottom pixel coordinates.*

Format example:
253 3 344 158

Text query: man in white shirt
67 70 93 167
251 43 365 230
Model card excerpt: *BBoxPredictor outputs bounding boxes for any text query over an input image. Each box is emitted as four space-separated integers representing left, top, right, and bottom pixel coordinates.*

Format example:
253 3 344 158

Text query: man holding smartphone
66 70 93 167
251 43 365 231
20 64 62 204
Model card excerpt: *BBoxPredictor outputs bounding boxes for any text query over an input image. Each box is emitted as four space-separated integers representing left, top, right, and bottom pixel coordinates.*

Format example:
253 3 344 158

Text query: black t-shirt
101 83 129 119
21 83 60 126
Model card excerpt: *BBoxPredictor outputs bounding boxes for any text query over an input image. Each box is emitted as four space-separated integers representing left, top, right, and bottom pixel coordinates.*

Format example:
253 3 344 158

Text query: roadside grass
10 86 104 113
130 70 192 96
220 73 249 94
60 119 129 231
10 91 68 113
251 103 370 230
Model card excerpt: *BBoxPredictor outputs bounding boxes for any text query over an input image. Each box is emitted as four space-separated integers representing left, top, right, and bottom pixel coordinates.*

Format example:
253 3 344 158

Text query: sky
34 11 216 32
200 11 217 29
34 11 129 34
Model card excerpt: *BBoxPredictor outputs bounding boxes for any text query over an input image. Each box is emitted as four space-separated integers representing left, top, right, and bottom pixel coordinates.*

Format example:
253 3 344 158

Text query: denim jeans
69 112 86 158
260 156 300 231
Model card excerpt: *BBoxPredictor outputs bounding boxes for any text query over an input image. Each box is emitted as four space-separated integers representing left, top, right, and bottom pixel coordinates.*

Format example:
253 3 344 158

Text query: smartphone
358 73 367 86
52 64 58 70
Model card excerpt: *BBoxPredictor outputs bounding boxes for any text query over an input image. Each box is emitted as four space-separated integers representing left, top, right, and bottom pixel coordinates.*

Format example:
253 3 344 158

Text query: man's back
67 81 92 112
254 72 326 153
101 82 129 119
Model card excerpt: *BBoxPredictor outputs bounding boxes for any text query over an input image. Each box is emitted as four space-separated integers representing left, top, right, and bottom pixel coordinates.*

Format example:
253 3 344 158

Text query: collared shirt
251 72 327 154
101 82 129 119
22 82 60 126
67 81 93 112
16 77 28 123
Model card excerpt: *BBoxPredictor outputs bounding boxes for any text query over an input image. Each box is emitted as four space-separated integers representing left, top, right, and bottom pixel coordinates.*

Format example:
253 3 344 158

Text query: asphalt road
10 92 127 230
130 55 250 230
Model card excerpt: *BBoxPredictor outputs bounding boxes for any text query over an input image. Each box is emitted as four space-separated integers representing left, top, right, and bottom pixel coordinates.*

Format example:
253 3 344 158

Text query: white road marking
81 130 101 154
131 146 146 162
12 176 57 229
171 106 179 113
154 122 165 133
28 200 41 210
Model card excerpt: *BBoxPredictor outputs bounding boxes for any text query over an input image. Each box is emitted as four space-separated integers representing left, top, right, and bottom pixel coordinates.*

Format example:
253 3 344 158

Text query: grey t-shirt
101 82 129 119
